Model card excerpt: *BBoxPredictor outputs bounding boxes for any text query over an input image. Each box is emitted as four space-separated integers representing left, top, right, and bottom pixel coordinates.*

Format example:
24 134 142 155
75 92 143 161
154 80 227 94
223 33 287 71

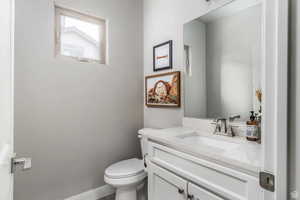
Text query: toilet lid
105 158 145 179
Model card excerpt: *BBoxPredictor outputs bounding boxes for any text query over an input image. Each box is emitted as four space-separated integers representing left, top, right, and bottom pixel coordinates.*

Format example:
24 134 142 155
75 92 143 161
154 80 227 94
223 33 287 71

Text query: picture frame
153 40 173 71
145 71 180 107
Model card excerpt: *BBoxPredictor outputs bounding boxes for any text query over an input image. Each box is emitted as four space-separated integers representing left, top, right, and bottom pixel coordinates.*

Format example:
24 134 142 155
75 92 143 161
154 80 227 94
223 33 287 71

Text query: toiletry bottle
246 111 259 141
255 113 262 143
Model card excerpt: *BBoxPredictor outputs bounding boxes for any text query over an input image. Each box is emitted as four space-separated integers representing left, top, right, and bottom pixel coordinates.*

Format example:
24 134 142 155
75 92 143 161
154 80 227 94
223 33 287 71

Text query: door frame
261 0 288 199
0 0 15 199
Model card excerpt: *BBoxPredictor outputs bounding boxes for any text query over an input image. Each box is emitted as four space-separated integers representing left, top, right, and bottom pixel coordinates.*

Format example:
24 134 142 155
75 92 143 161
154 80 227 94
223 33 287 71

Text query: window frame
55 6 107 64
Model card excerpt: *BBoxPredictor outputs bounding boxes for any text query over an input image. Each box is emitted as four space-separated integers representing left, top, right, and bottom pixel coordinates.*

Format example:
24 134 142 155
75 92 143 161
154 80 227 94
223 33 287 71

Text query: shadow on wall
288 0 300 195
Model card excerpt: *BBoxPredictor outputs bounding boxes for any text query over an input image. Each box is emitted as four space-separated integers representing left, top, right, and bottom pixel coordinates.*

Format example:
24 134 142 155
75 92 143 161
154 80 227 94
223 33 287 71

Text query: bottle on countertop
246 111 259 141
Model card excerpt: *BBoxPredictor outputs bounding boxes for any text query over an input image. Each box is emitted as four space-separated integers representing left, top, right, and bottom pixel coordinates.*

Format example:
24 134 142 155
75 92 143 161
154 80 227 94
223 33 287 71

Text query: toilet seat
105 158 145 179
104 171 146 188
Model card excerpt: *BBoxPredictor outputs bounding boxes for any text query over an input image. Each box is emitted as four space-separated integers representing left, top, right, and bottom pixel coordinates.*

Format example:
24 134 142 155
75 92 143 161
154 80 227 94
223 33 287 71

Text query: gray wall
14 0 143 199
183 20 207 119
289 0 300 196
206 5 261 120
144 0 299 197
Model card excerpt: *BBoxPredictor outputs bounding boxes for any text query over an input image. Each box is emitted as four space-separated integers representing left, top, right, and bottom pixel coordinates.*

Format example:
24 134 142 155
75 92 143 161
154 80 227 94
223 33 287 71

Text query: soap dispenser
246 111 259 141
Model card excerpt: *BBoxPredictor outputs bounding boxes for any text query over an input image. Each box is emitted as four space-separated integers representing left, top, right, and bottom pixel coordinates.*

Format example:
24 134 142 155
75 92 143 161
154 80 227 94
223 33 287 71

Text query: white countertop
140 127 262 176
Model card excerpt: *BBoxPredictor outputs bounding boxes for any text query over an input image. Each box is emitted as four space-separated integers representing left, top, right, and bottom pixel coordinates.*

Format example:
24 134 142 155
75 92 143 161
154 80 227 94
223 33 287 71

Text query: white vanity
142 118 263 200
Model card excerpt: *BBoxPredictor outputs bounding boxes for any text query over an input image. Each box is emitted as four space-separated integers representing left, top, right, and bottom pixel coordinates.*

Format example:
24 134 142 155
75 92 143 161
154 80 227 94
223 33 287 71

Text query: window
55 6 107 64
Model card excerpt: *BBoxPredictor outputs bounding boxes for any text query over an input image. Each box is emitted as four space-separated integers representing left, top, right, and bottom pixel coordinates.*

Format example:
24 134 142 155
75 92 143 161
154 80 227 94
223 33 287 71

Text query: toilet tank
139 128 160 171
138 129 149 159
138 128 160 170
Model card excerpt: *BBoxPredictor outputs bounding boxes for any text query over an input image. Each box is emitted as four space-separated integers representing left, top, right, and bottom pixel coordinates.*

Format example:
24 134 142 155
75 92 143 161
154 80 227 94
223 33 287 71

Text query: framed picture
153 40 173 71
145 71 180 107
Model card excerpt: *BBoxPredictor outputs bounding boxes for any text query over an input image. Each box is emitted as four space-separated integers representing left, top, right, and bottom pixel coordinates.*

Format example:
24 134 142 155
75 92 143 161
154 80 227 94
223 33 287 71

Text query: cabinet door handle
188 194 194 199
143 153 148 168
178 188 184 194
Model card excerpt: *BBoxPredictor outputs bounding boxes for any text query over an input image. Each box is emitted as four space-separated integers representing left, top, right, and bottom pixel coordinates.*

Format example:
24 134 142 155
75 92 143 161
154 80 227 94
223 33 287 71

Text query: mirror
183 1 262 121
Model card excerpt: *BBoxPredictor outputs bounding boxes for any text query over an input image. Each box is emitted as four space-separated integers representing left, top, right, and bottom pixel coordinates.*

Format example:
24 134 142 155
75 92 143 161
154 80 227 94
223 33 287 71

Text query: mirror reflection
184 2 262 121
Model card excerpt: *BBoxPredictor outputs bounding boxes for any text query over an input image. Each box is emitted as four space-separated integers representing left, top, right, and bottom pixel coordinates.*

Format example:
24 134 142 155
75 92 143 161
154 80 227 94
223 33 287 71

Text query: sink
176 132 240 151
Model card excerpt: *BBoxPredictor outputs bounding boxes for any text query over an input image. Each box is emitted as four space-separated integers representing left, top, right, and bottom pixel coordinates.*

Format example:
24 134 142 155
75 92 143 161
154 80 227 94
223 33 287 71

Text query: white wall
143 0 233 128
184 20 207 118
14 0 143 199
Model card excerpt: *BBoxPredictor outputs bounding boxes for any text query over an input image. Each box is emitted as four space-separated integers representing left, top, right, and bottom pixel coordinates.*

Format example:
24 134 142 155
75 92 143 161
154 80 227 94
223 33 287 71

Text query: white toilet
104 129 149 200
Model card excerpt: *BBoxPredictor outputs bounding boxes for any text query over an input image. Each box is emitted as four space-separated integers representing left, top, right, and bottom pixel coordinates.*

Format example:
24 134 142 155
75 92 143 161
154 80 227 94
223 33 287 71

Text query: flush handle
178 188 184 194
11 157 32 173
143 153 148 168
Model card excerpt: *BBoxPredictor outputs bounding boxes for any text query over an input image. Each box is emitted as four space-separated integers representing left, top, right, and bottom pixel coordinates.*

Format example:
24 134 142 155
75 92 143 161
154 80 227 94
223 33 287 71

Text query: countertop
140 127 262 176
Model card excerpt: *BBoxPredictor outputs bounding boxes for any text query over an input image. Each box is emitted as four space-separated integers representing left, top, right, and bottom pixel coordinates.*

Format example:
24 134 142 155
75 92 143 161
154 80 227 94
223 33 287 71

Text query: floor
99 194 115 200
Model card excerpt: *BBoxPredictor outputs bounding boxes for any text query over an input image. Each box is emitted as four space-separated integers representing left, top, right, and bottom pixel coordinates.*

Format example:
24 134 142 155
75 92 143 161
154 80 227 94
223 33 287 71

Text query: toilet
104 129 149 200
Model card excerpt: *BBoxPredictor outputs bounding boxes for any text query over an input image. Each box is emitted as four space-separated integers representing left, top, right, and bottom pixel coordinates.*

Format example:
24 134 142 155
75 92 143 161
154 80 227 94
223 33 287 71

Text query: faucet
213 116 237 137
214 118 227 134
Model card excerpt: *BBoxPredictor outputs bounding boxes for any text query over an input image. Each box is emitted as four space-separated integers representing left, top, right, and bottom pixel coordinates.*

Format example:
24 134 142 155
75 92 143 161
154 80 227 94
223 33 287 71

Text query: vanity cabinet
188 182 224 200
148 162 187 200
148 162 224 200
147 141 263 200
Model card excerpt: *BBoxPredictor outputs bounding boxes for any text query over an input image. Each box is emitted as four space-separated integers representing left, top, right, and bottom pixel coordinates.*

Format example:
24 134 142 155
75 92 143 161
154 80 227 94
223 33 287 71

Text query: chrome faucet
214 118 227 134
213 116 238 137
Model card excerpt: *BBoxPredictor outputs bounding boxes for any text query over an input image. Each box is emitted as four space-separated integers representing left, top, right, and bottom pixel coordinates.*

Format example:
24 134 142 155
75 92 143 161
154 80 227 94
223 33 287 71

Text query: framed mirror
183 0 262 122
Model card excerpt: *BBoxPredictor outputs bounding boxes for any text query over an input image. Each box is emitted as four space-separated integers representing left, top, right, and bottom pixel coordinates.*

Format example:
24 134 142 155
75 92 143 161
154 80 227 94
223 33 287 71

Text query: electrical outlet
290 191 298 199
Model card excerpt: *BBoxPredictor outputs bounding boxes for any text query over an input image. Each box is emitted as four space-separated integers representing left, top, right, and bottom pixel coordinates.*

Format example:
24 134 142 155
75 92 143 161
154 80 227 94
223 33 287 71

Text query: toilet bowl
104 158 147 200
104 129 151 200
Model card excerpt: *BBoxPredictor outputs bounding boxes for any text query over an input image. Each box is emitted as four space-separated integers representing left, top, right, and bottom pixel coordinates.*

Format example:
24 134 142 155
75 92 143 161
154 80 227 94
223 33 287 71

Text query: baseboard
65 184 115 200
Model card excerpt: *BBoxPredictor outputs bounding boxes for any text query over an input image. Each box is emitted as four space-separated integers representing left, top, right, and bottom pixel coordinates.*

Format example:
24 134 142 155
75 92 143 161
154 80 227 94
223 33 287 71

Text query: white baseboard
65 184 115 200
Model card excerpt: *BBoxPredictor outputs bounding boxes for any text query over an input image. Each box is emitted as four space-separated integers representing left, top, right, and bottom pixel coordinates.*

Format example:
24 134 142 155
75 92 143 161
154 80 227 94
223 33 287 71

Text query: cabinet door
188 182 224 200
148 162 188 200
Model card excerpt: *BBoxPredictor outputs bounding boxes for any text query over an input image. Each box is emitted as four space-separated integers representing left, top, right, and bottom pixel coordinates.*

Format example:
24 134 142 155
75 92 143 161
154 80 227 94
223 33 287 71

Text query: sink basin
176 132 240 151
